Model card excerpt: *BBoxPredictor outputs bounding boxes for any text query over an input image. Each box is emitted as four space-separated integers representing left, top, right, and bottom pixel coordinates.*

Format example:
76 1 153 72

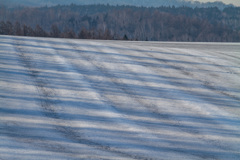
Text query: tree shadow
1 35 240 159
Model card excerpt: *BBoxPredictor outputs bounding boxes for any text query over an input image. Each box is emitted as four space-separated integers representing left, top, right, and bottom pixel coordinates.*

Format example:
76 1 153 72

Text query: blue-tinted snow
0 35 240 160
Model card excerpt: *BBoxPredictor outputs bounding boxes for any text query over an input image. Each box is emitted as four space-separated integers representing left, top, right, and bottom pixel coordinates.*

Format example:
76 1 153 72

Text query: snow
0 35 240 160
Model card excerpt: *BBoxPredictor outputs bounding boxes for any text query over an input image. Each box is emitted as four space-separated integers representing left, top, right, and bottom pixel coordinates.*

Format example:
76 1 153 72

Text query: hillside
0 0 235 8
1 5 240 42
0 35 240 159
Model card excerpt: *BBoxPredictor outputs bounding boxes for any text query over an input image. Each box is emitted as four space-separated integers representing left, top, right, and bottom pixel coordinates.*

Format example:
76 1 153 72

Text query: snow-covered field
0 35 240 160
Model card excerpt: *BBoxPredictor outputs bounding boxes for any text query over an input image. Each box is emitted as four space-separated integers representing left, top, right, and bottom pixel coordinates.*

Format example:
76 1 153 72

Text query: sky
188 0 240 6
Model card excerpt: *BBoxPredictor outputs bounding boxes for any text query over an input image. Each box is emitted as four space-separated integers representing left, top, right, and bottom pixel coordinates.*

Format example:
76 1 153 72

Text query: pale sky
187 0 240 6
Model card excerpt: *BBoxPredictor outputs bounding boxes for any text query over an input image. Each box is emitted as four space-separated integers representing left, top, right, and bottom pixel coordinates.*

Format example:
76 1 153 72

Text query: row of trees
0 21 121 40
1 4 240 41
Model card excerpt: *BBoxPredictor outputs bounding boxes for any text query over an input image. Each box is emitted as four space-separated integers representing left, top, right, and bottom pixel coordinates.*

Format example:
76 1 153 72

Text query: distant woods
1 4 240 42
0 21 115 40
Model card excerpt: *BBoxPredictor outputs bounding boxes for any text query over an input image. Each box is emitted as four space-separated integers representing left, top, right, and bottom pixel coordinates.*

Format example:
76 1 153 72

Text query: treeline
1 4 240 42
0 21 119 40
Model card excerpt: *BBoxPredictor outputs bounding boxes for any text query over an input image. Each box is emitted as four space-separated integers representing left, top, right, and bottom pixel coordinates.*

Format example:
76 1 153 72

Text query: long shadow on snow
1 38 239 69
1 41 239 94
1 35 240 159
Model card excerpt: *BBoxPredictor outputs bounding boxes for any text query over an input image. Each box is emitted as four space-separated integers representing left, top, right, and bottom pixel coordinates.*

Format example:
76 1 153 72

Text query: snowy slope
0 35 240 160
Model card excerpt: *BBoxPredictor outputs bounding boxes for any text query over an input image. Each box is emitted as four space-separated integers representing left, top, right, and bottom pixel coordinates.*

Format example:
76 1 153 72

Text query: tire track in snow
10 40 126 160
1 36 240 160
11 41 80 158
14 39 155 160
